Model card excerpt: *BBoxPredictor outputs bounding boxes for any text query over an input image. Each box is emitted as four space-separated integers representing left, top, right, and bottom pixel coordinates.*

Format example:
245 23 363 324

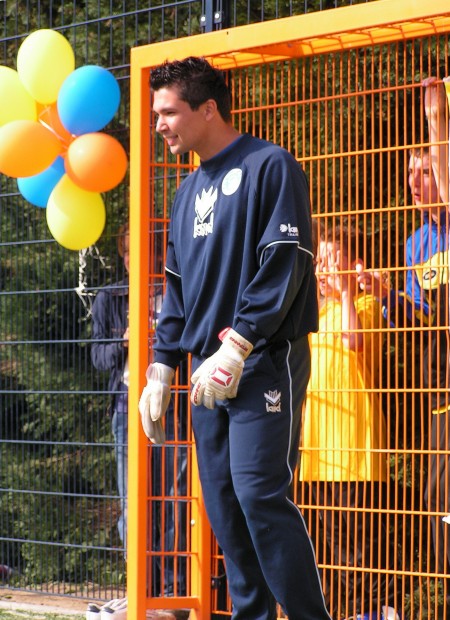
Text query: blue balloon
57 65 121 135
17 156 65 208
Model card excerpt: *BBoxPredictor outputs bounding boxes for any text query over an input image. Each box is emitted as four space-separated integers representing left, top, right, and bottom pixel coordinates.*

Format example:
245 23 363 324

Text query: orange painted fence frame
128 1 450 618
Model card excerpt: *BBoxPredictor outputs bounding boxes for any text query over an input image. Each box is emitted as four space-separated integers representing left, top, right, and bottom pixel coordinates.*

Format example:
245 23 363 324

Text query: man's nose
155 116 165 132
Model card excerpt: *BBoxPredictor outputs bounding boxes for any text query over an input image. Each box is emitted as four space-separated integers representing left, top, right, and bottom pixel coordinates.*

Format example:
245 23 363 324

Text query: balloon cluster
0 29 128 250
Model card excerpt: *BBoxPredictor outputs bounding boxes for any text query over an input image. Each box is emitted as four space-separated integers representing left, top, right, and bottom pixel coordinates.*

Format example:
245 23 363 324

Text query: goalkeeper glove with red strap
190 327 253 409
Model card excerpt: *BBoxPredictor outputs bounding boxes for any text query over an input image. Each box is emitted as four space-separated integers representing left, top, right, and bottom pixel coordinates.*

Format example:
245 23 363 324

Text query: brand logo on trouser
264 389 281 412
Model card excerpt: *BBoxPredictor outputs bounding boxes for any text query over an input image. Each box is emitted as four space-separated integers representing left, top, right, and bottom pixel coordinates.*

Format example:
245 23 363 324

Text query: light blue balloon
17 156 66 208
57 65 121 135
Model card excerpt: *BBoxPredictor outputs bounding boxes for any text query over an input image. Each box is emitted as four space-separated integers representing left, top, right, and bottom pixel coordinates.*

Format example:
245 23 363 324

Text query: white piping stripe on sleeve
165 266 181 278
259 240 314 267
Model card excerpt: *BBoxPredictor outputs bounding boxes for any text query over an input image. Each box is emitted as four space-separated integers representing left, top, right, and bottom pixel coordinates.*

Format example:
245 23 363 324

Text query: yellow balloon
17 29 75 104
0 66 37 126
46 175 106 250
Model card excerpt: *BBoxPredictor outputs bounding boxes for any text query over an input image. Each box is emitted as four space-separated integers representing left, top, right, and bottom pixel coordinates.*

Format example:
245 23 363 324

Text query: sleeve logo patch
279 223 298 237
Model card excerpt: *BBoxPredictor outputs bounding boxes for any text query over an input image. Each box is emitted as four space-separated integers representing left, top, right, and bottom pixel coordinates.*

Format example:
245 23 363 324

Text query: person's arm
140 225 184 441
355 263 390 300
380 233 432 328
139 273 181 442
234 151 317 344
334 252 363 351
234 241 314 344
423 76 449 206
153 269 186 370
90 290 126 371
139 274 180 442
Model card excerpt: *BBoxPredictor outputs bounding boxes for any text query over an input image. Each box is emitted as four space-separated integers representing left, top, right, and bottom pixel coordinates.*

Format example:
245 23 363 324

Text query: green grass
0 611 84 619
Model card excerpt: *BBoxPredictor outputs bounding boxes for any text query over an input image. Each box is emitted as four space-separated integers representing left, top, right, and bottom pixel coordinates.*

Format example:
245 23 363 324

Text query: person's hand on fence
356 262 389 300
422 76 447 121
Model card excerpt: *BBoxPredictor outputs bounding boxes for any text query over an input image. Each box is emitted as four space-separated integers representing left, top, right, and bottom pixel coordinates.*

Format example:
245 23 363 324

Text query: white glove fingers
190 357 211 386
149 381 163 421
191 378 205 406
203 385 216 409
149 418 166 445
190 368 201 384
141 403 153 439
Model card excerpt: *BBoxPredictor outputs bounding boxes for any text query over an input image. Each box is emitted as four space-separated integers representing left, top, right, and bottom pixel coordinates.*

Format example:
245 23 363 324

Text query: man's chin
169 144 187 155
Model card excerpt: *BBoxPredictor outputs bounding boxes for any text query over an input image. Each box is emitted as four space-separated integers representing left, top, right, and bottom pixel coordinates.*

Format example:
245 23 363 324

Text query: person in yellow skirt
300 220 397 620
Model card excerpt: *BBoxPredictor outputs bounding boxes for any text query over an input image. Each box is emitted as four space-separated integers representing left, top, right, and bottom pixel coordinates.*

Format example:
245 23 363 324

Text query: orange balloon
0 120 63 178
65 133 128 192
38 102 73 147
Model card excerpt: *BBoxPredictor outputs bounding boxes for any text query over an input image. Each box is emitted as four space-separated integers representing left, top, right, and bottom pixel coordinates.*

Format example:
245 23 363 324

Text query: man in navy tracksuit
139 57 331 620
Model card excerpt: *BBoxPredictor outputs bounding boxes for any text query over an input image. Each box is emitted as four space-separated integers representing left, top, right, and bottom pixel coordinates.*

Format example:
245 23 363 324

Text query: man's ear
203 98 218 121
353 258 365 272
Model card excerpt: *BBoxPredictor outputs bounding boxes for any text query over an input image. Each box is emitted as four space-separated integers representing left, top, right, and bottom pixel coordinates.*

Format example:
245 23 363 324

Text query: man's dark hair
150 56 232 123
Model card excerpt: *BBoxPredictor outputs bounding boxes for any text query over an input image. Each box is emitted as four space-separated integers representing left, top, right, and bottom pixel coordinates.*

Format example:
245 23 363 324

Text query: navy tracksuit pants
191 336 331 620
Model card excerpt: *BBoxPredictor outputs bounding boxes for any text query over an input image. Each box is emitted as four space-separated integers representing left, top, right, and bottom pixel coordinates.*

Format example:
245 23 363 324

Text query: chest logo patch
194 186 217 238
222 168 242 196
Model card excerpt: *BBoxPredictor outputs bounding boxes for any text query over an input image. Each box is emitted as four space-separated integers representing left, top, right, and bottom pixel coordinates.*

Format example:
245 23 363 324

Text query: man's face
152 86 208 156
408 152 440 209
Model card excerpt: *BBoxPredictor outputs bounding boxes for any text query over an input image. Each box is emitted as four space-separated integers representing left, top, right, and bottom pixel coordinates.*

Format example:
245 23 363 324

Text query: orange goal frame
128 2 450 618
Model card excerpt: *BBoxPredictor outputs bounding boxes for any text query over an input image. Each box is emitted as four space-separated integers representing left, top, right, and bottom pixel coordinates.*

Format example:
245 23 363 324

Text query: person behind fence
394 145 449 579
422 77 450 582
138 56 331 620
358 140 450 591
91 223 130 548
90 224 187 619
299 220 397 620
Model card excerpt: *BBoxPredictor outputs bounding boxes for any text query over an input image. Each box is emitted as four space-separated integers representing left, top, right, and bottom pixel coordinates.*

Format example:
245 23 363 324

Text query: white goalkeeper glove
139 362 175 444
190 328 253 409
145 417 166 446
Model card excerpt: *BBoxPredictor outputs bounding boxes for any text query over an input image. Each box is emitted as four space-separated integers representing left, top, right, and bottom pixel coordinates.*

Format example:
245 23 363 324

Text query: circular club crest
222 168 242 196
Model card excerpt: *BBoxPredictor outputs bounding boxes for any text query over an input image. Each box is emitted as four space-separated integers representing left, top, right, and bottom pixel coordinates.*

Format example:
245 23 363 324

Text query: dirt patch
0 590 192 619
0 589 87 614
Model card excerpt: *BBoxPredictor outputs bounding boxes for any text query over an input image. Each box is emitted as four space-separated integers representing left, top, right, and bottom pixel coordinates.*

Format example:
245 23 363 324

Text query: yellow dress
300 294 387 482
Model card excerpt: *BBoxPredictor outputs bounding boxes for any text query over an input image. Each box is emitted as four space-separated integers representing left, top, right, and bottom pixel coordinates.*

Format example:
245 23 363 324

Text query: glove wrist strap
219 327 253 360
